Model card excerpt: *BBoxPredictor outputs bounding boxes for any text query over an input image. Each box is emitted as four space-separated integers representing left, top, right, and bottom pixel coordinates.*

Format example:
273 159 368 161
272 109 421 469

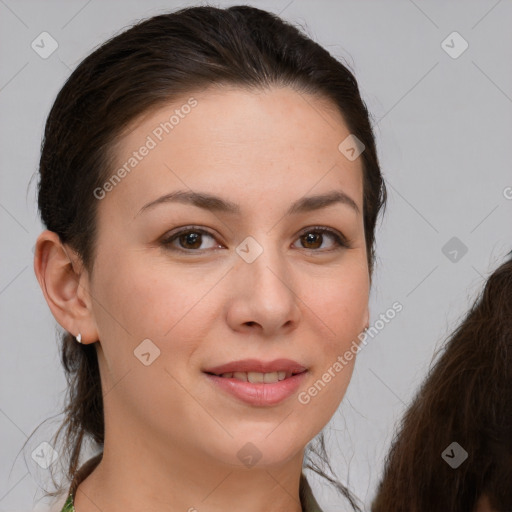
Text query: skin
473 494 497 512
34 85 370 512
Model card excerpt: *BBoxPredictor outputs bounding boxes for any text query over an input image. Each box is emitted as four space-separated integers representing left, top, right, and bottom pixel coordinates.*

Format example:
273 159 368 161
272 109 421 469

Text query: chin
208 435 304 470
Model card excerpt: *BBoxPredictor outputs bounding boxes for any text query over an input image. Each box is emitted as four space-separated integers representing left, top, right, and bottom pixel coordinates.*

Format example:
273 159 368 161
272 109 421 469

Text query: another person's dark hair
372 252 512 512
25 5 387 510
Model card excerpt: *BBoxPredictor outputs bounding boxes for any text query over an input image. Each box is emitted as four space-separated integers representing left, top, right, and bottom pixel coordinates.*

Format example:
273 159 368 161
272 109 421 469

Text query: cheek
92 255 223 391
90 258 212 431
95 254 201 339
296 356 356 441
297 263 368 417
89 254 189 379
310 264 369 341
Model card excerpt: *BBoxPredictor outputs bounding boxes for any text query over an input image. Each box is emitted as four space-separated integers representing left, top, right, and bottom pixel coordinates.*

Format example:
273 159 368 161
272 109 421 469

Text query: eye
292 226 350 251
160 227 221 252
160 225 351 253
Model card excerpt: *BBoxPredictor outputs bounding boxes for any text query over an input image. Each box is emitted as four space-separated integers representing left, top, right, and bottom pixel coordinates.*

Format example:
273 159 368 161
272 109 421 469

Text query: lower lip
204 371 308 406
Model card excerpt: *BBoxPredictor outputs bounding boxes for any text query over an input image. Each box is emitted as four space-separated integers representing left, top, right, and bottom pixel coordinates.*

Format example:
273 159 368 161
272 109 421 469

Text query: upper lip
203 358 307 375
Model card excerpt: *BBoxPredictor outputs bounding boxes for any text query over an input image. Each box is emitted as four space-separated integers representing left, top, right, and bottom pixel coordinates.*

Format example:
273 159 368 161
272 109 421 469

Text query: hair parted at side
26 5 387 510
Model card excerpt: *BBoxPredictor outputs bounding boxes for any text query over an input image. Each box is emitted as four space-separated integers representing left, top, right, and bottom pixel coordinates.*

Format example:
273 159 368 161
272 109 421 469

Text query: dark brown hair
372 253 512 511
26 5 387 510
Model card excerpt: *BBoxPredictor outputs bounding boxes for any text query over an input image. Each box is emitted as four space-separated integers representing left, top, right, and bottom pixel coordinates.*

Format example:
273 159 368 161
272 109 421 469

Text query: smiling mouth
204 370 306 383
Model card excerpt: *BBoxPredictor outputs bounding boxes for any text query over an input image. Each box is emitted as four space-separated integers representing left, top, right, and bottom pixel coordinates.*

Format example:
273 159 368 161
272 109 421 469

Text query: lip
204 371 308 406
203 358 308 407
203 358 307 375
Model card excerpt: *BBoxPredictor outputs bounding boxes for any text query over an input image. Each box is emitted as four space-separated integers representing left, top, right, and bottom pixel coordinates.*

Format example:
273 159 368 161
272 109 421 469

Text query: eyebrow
134 189 360 219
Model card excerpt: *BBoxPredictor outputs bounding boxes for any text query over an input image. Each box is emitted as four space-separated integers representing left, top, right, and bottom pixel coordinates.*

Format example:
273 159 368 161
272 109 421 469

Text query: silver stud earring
76 333 82 344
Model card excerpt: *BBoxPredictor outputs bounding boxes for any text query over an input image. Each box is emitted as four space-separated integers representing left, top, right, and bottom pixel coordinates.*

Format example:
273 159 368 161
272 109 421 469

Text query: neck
74 432 305 512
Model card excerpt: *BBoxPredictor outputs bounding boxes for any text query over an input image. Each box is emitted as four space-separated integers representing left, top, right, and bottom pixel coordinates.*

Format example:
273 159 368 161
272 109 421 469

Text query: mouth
203 369 307 383
202 358 308 384
203 367 309 406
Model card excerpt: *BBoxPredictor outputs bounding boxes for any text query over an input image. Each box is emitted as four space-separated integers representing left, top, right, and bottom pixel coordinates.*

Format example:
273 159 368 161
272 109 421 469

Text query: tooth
227 371 293 383
247 372 264 383
263 372 279 383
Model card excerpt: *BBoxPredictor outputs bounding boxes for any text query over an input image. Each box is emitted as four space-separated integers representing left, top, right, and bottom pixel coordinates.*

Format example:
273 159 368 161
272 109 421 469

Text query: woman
372 253 512 511
30 5 386 512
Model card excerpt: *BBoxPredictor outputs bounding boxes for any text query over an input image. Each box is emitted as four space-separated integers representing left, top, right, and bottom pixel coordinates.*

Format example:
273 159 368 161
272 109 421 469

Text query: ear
33 230 99 344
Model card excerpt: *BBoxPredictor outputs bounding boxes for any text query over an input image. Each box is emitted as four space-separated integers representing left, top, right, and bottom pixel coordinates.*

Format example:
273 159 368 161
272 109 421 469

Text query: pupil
182 232 200 249
304 233 320 249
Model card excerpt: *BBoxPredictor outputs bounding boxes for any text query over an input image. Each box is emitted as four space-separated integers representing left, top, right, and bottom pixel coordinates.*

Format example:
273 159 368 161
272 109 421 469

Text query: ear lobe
33 230 98 343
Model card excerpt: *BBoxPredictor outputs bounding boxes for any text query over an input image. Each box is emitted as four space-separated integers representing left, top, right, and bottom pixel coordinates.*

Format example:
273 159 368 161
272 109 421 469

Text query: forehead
100 85 364 219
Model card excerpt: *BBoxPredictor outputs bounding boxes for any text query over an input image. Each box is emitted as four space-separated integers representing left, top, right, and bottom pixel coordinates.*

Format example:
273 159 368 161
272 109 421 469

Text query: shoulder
301 473 324 512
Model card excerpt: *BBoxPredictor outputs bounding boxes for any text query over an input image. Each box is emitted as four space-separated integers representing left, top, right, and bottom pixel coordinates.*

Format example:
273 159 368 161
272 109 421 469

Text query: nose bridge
234 232 297 319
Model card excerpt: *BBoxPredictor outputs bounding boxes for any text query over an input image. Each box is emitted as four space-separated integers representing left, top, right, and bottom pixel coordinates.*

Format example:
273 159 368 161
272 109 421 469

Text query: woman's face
84 85 369 468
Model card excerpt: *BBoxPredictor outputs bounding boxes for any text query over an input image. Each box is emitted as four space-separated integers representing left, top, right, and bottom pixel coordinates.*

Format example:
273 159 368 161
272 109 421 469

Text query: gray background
1 0 511 510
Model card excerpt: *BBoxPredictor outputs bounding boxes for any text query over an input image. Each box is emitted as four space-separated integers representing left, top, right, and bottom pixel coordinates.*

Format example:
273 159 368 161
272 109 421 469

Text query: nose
225 236 301 336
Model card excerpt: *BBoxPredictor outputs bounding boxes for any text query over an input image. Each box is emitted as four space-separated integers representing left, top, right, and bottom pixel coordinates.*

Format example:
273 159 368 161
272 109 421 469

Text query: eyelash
160 225 351 254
